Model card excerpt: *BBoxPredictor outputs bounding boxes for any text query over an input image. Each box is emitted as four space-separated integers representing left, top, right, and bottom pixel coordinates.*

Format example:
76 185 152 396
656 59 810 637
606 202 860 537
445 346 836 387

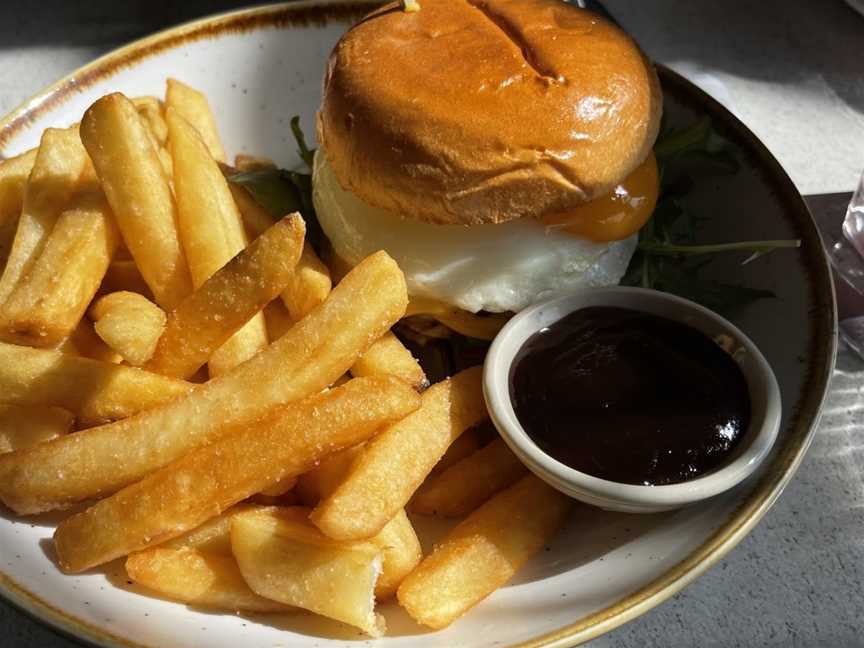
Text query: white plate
0 2 837 647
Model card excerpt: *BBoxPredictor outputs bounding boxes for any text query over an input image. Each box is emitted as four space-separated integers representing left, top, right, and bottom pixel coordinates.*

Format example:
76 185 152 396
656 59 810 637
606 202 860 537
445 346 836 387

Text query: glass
827 171 864 357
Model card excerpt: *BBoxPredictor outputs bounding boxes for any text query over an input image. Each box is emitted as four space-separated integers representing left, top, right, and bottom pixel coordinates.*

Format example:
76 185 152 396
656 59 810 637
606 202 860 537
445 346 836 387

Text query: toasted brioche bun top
317 0 662 226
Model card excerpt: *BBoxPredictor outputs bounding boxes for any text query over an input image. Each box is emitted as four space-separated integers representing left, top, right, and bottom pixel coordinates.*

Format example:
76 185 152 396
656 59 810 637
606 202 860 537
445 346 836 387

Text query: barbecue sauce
509 307 750 485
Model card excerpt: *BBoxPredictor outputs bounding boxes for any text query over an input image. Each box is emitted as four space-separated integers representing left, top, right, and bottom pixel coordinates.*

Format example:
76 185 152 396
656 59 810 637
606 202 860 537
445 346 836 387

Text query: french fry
145 215 304 379
126 547 291 613
410 438 526 517
166 79 225 162
98 260 152 299
167 105 247 284
263 300 294 341
228 181 274 242
230 184 333 322
126 502 291 613
146 135 173 181
0 148 36 226
234 154 275 172
0 404 74 454
1 190 119 347
133 97 172 178
132 96 167 144
156 147 174 180
81 93 192 309
281 310 427 596
166 107 268 376
293 444 422 597
231 507 385 636
295 445 364 506
430 428 480 476
301 324 427 618
258 475 298 498
0 127 89 305
77 156 98 185
311 366 487 540
52 375 420 572
350 331 427 390
0 251 408 514
162 504 256 553
371 509 422 600
0 342 190 427
397 475 572 629
59 318 122 364
280 245 332 321
231 173 332 332
294 444 421 599
90 291 166 366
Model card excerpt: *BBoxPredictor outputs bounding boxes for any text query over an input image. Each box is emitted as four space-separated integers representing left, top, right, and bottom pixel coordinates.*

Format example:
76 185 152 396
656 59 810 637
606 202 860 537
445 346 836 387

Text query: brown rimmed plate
0 2 836 646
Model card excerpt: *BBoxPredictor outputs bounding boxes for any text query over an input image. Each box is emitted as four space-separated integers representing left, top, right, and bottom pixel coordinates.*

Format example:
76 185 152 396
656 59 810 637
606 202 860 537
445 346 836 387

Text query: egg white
312 151 637 313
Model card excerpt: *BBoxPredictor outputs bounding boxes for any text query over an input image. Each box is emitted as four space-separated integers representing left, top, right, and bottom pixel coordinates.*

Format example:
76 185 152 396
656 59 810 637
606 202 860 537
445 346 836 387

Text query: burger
313 0 662 337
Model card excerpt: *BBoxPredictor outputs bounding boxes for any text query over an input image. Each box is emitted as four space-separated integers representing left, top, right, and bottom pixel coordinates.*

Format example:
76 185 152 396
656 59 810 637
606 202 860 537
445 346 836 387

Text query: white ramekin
483 286 782 513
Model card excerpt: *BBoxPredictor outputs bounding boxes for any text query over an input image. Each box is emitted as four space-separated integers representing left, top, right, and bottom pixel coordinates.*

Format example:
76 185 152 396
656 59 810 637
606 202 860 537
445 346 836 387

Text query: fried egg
313 151 639 314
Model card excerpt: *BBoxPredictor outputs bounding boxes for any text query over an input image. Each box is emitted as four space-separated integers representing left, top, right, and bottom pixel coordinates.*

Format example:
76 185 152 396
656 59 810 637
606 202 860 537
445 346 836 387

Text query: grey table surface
0 1 862 646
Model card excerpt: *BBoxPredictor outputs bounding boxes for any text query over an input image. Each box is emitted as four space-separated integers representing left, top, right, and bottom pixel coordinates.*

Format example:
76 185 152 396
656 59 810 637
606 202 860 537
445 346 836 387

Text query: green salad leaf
622 117 800 314
228 168 304 216
290 116 316 168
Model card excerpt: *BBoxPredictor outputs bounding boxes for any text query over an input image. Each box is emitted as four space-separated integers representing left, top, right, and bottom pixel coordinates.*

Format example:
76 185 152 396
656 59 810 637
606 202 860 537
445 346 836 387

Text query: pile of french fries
0 80 572 636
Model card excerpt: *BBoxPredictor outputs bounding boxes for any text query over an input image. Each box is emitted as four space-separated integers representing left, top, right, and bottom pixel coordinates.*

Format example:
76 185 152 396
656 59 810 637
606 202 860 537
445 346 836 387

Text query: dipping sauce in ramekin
509 306 750 486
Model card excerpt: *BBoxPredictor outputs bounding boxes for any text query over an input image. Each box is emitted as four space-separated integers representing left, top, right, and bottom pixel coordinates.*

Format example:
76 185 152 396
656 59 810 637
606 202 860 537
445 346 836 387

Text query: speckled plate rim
0 2 838 647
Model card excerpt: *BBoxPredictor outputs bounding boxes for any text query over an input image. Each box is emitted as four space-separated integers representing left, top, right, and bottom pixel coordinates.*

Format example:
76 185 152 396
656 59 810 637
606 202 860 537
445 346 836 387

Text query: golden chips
0 80 571 639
